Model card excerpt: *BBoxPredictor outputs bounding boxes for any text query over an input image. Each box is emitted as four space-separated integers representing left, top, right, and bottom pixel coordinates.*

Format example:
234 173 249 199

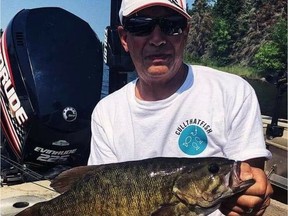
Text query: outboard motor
0 7 103 181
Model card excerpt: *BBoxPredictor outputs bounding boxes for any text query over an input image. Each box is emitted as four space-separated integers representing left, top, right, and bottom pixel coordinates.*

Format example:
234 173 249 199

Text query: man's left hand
220 161 273 215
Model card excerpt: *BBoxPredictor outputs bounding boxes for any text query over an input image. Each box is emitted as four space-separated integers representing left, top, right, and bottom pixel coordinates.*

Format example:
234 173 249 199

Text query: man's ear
117 26 129 52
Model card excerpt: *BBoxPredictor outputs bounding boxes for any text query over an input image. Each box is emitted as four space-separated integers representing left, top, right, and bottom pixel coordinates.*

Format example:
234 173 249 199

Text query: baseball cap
119 0 191 24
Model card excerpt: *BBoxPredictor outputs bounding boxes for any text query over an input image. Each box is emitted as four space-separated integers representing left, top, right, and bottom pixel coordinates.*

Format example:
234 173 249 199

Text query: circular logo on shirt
178 125 208 155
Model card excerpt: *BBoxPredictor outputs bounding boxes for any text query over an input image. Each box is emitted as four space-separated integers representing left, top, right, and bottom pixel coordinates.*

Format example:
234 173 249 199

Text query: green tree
186 0 213 60
210 18 232 65
254 42 283 74
254 19 287 74
205 0 244 65
212 0 244 34
271 19 287 68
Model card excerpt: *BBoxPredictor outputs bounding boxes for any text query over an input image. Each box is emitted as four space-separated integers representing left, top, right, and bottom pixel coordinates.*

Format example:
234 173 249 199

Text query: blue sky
1 0 194 42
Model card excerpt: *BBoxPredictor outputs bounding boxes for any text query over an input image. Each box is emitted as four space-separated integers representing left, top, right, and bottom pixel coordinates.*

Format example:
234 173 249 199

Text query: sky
1 0 194 43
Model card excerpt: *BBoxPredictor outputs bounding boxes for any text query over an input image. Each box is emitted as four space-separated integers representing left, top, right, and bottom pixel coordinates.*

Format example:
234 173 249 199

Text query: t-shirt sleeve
223 83 272 161
87 105 118 165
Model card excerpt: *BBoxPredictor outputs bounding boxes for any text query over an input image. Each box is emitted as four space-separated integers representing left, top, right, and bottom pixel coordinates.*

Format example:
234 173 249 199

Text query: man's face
118 6 189 84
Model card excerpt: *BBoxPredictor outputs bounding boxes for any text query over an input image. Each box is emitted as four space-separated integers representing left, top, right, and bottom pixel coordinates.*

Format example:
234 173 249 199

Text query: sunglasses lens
124 17 155 36
124 16 187 36
161 16 187 35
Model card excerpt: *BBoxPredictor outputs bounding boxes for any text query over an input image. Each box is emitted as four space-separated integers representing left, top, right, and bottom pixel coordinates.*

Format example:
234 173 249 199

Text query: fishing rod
1 154 44 180
1 155 56 192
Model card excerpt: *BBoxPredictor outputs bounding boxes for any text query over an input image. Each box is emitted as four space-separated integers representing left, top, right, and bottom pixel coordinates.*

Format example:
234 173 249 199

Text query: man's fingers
240 167 272 197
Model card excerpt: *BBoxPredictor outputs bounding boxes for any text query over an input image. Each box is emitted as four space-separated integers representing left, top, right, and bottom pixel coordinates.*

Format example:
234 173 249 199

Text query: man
88 0 273 215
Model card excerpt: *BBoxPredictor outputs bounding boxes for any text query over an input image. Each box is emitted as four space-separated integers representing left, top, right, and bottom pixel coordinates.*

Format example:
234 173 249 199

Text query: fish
15 157 255 216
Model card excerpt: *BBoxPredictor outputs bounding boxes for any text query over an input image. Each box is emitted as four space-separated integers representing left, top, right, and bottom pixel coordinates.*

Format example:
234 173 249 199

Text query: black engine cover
0 7 103 170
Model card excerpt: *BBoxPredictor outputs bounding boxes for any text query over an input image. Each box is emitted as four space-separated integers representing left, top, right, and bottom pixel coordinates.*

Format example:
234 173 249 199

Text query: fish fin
50 165 98 193
151 202 193 216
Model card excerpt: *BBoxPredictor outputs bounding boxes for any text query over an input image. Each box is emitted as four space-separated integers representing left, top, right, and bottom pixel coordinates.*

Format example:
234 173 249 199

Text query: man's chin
147 65 170 76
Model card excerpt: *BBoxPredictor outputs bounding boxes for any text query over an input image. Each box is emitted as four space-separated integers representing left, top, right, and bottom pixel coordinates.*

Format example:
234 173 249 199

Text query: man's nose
149 25 166 47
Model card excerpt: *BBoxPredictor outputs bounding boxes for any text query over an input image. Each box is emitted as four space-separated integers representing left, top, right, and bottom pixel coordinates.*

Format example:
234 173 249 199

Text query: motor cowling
0 7 103 171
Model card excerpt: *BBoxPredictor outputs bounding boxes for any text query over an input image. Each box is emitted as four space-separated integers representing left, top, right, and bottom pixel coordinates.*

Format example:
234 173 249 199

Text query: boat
263 116 288 205
1 115 287 216
1 1 287 215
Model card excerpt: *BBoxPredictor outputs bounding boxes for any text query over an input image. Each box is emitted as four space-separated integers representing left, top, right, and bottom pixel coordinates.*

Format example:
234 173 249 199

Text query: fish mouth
229 161 255 193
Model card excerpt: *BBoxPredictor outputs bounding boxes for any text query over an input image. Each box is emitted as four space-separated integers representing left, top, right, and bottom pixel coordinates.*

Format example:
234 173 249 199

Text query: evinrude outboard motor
0 7 103 181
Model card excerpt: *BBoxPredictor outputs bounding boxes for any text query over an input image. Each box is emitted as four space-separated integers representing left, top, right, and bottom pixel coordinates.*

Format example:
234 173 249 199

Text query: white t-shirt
88 65 271 216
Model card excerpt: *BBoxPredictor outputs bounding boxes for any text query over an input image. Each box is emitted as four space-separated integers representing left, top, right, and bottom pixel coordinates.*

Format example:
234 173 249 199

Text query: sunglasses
123 15 188 36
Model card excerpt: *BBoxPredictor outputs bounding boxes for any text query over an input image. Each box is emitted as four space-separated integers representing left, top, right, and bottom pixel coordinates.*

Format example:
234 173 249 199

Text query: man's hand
220 158 273 215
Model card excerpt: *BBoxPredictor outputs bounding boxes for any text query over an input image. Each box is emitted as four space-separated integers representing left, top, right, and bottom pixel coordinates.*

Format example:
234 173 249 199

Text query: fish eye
208 163 220 174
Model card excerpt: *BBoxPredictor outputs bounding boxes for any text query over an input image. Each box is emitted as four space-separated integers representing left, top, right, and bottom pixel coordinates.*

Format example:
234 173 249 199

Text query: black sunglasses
123 15 188 36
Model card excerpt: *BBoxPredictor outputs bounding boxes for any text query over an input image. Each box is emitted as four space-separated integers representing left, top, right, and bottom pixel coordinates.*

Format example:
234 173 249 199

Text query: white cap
119 0 191 24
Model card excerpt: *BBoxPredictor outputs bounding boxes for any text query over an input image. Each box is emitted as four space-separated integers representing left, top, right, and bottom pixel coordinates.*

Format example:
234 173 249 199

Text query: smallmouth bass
16 157 255 216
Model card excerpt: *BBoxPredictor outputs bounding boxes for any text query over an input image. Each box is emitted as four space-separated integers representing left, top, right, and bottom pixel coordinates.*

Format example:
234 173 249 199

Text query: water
101 66 109 98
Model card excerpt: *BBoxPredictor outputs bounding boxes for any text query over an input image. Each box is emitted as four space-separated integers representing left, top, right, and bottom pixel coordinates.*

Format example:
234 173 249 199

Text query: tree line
185 0 287 76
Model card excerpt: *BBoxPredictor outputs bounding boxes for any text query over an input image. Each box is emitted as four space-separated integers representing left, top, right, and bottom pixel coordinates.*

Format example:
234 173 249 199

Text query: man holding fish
88 0 273 215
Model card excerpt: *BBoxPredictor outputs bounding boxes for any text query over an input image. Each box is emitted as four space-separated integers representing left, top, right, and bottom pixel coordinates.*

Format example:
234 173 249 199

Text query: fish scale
16 157 255 216
91 163 176 215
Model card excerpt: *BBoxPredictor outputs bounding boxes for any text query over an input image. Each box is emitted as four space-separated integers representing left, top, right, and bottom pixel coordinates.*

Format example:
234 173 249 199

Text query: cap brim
120 0 191 24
